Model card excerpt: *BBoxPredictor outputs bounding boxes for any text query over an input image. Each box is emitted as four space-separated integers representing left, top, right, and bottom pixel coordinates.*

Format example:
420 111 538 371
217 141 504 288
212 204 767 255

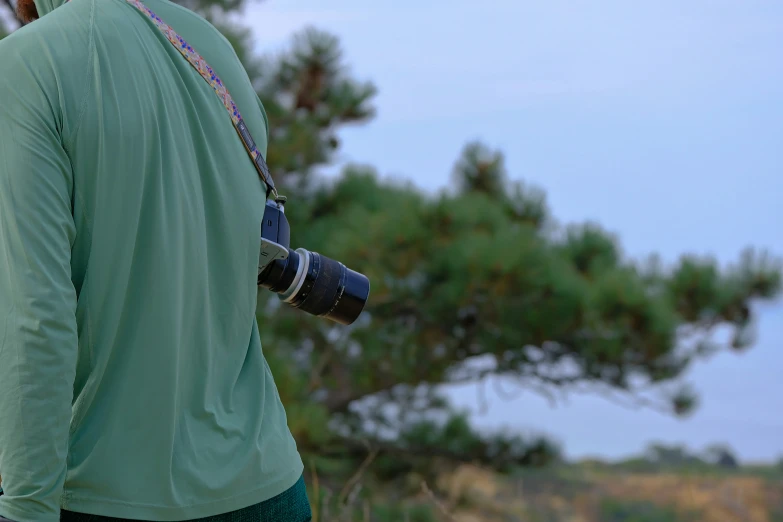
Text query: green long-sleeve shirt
0 0 303 520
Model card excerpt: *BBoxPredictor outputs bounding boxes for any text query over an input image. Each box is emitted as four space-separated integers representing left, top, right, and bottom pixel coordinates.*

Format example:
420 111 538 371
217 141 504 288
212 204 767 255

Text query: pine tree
250 31 781 461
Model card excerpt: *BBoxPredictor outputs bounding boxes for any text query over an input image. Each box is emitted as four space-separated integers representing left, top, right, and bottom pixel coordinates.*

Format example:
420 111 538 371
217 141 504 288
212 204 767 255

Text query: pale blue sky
243 0 783 462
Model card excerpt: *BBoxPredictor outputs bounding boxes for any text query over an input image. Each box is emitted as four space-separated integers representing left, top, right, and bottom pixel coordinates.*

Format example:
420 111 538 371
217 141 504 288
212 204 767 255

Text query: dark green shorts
59 475 312 522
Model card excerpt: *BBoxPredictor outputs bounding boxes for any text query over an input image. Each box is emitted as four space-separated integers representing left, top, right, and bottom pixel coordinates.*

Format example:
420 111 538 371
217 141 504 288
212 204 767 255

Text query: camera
257 197 370 325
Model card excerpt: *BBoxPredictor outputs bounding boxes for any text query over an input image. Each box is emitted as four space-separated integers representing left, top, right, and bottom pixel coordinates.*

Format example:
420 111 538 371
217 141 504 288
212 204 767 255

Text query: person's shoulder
148 0 246 72
0 0 95 137
155 0 237 50
0 0 94 76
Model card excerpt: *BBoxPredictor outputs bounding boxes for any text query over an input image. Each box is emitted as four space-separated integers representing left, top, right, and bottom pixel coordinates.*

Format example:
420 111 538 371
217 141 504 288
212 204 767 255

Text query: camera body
257 198 370 325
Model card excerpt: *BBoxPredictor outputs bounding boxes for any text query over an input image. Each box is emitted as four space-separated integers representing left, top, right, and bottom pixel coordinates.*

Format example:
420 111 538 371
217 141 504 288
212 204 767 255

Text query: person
0 0 311 520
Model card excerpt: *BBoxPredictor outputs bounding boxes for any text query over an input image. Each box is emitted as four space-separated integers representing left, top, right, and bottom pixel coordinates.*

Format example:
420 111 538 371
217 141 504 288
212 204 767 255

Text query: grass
305 461 783 522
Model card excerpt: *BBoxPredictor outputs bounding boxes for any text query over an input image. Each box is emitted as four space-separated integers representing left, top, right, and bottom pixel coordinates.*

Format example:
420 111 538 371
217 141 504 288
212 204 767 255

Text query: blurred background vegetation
3 1 783 521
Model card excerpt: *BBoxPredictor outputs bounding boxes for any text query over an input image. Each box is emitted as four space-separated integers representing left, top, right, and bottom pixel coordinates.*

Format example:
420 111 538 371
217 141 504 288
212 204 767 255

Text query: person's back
0 0 305 520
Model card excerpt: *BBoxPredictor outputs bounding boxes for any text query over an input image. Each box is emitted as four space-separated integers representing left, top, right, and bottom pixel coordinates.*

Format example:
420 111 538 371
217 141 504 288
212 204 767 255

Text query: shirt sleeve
0 54 79 522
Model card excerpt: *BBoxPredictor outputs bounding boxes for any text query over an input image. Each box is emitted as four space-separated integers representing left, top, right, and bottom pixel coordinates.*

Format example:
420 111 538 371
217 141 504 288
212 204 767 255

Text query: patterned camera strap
77 0 278 198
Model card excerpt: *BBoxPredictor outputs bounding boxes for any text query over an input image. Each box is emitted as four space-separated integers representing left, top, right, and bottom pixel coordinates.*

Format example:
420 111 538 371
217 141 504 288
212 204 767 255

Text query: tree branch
338 444 378 506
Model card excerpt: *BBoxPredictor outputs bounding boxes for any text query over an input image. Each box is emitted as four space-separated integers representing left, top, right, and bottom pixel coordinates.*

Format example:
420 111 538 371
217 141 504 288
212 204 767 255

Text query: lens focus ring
291 253 345 317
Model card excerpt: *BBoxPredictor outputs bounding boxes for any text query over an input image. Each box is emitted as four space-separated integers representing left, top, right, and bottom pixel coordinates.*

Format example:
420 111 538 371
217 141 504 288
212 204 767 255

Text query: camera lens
258 249 297 292
258 248 370 325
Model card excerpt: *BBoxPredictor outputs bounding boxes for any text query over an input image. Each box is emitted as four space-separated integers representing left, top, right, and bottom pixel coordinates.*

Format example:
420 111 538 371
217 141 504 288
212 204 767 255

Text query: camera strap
111 0 279 199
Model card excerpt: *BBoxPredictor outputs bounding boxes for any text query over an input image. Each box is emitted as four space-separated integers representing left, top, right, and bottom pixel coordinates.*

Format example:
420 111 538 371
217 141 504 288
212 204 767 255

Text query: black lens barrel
288 252 369 325
324 265 371 325
258 246 369 325
258 248 300 293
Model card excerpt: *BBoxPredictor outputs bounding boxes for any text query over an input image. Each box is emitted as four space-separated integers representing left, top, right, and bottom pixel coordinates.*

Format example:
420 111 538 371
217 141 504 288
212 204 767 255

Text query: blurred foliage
599 499 698 522
604 443 776 481
703 444 739 469
363 410 563 486
396 412 562 472
361 503 437 522
645 444 708 468
642 442 741 471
